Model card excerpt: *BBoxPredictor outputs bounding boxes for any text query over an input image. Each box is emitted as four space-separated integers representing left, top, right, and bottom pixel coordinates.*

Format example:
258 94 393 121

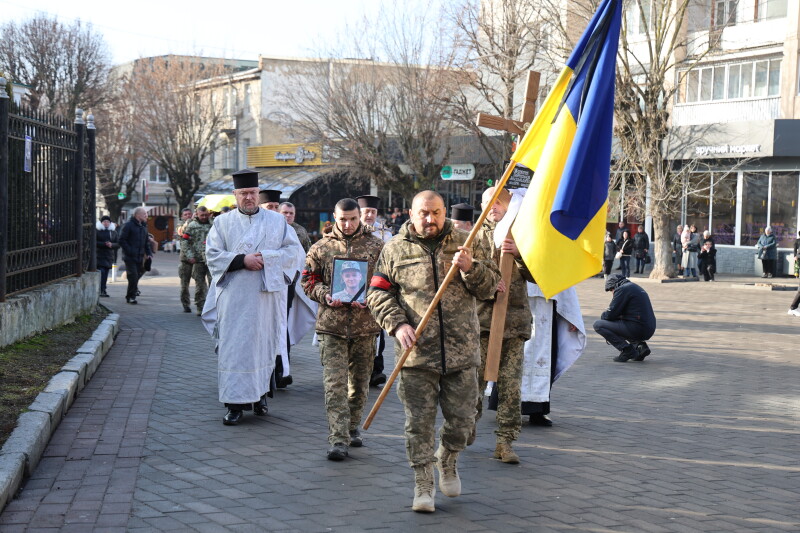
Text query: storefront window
770 172 799 248
741 172 769 246
712 173 737 244
686 173 711 234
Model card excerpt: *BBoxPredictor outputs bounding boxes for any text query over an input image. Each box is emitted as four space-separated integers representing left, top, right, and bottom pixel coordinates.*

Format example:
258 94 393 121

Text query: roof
200 166 338 197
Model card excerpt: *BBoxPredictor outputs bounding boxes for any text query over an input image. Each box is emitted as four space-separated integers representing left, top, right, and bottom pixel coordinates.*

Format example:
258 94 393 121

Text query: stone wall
715 247 796 276
0 273 100 349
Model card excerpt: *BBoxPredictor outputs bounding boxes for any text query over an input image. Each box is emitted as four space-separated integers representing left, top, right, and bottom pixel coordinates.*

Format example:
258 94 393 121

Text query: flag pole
362 159 519 429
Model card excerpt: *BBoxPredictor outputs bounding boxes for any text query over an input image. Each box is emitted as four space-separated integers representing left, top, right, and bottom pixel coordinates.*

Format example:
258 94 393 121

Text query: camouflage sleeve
301 245 330 304
183 222 199 261
515 257 535 284
460 237 500 301
470 227 498 301
366 249 408 335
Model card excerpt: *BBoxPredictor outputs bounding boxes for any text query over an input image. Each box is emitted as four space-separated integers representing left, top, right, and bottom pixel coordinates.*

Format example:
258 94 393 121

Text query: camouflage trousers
397 367 477 467
319 334 376 446
477 334 524 443
179 261 209 311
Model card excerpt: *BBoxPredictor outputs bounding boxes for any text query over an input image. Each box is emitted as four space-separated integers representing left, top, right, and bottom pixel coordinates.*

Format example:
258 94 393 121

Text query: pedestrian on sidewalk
603 233 616 279
367 190 499 513
176 208 194 311
633 225 649 274
593 274 656 363
95 215 119 297
118 207 152 304
302 198 384 461
182 206 212 315
757 226 778 278
201 169 305 426
617 230 632 278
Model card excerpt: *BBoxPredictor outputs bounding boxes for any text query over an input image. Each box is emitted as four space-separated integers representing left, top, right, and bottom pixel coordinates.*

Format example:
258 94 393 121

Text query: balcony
671 96 781 126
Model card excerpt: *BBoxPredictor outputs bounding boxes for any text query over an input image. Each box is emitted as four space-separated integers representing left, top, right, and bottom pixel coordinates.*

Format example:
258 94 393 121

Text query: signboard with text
440 163 475 180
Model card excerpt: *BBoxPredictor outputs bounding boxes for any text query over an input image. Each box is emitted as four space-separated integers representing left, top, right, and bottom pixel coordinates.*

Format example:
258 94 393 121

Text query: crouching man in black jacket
593 274 656 362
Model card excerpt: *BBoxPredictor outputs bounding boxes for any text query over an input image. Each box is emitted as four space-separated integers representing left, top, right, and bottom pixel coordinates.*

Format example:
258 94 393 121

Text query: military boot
411 463 436 512
434 445 461 497
494 441 520 464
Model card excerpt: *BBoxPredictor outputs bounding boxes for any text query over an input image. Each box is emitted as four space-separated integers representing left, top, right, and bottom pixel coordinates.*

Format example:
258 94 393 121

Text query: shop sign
695 144 761 156
440 163 475 180
275 146 317 164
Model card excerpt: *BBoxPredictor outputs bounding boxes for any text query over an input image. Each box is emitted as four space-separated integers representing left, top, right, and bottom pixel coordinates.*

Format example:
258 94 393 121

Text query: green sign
117 192 126 200
440 165 453 179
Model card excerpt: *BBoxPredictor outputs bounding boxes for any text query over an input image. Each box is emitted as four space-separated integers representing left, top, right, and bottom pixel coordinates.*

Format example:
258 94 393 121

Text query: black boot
369 371 387 387
253 395 268 416
632 342 651 361
223 409 243 425
613 344 637 362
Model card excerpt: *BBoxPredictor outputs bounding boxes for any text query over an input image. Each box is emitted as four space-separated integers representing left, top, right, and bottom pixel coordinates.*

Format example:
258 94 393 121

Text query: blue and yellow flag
509 0 621 299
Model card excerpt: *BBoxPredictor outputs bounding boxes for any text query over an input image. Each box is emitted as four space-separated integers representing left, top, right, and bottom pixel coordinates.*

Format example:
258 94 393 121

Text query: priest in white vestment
519 283 586 426
202 169 305 426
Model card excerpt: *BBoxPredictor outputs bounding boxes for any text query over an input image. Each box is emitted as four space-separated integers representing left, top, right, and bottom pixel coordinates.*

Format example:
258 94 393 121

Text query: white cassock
201 208 305 404
521 283 586 404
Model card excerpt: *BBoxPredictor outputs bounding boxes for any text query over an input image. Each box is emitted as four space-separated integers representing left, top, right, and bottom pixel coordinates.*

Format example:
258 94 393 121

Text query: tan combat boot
434 444 462 497
412 463 436 512
494 441 520 464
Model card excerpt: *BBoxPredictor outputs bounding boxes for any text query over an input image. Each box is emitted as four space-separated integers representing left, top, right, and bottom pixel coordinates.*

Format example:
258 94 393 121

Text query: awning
145 205 175 217
200 166 338 198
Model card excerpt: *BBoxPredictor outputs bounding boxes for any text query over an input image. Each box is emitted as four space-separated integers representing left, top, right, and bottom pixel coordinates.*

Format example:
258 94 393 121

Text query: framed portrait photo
330 257 369 305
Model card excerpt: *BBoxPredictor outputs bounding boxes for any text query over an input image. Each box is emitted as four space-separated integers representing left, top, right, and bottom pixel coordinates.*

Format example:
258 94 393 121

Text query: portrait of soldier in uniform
330 259 368 305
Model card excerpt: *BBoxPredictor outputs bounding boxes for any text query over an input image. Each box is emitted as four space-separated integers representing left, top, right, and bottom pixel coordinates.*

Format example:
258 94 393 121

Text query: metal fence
0 77 96 302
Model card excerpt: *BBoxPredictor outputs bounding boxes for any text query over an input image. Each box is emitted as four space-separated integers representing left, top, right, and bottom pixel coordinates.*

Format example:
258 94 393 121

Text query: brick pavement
1 252 798 532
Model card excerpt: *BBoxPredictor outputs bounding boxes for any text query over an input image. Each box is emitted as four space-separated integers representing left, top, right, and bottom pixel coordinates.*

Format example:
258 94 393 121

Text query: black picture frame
330 257 369 305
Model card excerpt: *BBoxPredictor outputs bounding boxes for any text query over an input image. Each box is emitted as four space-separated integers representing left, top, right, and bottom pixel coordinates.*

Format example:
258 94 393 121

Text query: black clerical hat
356 195 380 209
451 203 474 222
259 189 282 203
232 169 259 189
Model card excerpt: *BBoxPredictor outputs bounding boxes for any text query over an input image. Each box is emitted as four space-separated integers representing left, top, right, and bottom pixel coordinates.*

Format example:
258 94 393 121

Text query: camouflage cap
341 260 362 273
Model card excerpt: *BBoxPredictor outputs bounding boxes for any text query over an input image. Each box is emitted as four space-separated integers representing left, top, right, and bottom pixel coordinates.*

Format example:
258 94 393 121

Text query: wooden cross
476 70 540 382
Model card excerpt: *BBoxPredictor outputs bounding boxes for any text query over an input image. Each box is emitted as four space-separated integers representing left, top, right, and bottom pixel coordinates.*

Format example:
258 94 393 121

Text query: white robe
521 283 586 404
201 209 305 404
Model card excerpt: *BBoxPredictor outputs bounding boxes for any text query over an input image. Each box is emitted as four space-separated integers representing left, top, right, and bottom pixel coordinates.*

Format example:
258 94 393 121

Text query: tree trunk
649 210 676 279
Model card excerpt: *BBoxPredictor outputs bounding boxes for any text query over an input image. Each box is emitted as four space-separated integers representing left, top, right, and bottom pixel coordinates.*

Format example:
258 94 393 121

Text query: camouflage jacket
182 218 212 263
291 222 312 253
302 223 384 338
474 220 532 340
177 219 192 261
367 219 500 374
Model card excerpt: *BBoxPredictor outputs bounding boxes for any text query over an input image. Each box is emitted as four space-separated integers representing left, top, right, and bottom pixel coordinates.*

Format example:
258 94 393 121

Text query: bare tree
0 15 111 115
446 0 555 171
123 56 227 210
280 4 459 200
94 92 148 222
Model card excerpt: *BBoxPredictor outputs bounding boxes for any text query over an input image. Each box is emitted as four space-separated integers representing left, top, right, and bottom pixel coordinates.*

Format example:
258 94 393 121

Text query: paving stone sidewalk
1 252 798 532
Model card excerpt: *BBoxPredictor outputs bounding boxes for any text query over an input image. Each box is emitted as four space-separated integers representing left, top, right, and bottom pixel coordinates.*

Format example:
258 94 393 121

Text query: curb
0 313 120 512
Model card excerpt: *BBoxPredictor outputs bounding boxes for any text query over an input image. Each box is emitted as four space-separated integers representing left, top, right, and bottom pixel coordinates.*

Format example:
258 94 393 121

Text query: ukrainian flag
509 0 621 299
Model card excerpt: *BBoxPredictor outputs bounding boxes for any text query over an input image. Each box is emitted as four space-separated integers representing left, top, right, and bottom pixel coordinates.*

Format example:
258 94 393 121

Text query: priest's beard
239 205 259 215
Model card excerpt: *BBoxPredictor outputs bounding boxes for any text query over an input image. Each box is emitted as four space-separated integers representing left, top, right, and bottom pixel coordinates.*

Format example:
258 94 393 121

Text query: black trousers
790 285 800 310
99 266 110 292
603 260 613 276
124 259 144 299
761 259 776 276
593 319 653 351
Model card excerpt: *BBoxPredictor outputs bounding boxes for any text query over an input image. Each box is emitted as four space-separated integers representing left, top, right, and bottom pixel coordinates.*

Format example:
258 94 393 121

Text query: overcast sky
0 0 408 64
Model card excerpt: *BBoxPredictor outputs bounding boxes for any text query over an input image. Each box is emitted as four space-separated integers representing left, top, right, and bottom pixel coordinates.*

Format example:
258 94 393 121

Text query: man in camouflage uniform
302 198 384 461
473 187 532 464
367 190 499 513
280 202 312 252
177 208 194 312
182 206 212 315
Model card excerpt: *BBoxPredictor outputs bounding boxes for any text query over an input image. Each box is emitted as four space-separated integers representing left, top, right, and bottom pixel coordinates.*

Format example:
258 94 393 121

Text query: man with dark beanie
593 274 656 362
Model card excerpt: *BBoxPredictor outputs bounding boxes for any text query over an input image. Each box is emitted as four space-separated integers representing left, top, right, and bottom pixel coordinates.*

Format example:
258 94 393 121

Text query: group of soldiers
199 170 592 514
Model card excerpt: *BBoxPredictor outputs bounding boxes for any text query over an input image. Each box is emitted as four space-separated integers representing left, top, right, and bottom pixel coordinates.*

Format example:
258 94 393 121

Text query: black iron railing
0 78 96 301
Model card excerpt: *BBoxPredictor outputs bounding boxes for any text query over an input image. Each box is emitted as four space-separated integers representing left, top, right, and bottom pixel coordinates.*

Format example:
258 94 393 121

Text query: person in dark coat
603 233 616 279
118 207 152 304
756 227 778 278
95 215 119 297
698 231 716 281
614 221 629 247
671 225 684 275
633 225 650 274
593 274 656 362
